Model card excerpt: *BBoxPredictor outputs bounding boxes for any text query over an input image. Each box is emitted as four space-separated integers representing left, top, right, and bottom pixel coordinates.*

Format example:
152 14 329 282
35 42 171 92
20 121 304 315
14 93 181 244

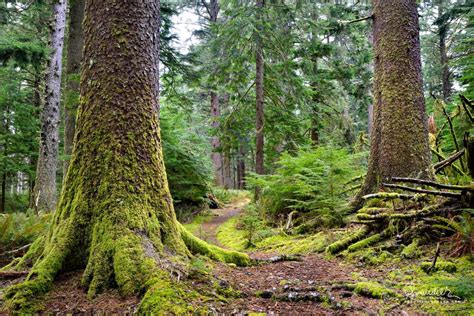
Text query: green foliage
434 209 474 257
0 211 51 254
160 107 213 214
248 146 366 228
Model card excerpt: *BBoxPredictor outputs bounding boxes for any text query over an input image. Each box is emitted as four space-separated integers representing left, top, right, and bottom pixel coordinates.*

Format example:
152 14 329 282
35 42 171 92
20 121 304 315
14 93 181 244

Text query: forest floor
1 197 472 315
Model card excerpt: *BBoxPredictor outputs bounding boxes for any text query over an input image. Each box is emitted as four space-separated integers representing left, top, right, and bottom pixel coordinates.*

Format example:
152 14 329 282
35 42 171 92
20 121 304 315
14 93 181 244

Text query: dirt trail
203 198 406 315
194 198 249 245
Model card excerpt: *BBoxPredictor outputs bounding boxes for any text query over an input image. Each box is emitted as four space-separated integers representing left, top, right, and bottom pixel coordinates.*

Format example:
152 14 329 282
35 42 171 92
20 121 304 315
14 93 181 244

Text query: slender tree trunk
32 0 67 212
63 0 85 177
211 92 223 186
223 148 233 189
28 72 42 208
357 0 431 203
5 1 248 312
438 3 451 102
237 142 246 189
207 0 223 186
255 0 265 197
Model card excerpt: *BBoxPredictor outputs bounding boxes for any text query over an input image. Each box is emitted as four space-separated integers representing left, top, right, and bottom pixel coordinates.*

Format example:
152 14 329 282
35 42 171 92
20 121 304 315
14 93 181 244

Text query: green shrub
0 210 51 265
160 108 213 217
247 146 366 228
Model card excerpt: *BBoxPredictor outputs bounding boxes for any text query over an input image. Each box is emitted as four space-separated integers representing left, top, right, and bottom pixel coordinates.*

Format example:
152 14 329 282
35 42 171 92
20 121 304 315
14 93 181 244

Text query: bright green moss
348 281 397 299
347 233 382 252
179 222 250 266
326 227 370 254
401 239 421 259
421 261 457 273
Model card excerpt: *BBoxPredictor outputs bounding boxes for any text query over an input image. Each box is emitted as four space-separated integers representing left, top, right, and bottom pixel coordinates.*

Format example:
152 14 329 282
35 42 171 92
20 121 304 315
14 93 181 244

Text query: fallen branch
460 95 474 123
383 183 462 199
434 149 465 173
441 103 465 170
390 177 473 192
362 192 425 201
426 242 441 275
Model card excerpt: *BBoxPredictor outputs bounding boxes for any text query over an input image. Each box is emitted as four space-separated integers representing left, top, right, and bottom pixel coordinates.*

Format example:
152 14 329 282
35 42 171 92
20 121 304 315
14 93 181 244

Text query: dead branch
383 183 462 199
390 177 473 192
433 149 465 173
362 192 425 200
431 149 465 175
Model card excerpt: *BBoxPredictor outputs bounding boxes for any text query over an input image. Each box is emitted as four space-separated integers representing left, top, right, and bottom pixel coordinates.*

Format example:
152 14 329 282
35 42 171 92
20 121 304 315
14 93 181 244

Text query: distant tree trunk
255 0 265 197
210 92 223 186
438 3 451 102
5 0 248 312
32 0 67 212
28 71 42 208
237 142 246 189
63 0 85 177
0 102 9 213
223 149 233 189
207 0 223 186
357 0 431 202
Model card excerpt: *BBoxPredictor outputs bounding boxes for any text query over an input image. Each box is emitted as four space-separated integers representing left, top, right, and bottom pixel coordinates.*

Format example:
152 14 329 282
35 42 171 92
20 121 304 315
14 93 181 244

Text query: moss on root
179 223 250 266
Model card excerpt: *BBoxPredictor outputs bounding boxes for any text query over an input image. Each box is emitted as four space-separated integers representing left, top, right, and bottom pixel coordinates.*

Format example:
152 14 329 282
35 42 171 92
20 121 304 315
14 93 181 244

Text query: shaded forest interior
0 0 473 314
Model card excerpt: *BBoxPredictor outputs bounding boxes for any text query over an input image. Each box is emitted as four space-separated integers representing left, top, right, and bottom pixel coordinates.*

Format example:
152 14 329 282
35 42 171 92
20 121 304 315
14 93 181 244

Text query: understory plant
248 146 366 230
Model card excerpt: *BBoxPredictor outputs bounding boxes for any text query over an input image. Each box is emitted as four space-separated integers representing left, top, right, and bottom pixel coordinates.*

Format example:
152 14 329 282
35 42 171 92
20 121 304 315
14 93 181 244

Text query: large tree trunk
255 0 265 197
63 0 85 177
358 0 431 201
32 0 67 212
5 1 248 312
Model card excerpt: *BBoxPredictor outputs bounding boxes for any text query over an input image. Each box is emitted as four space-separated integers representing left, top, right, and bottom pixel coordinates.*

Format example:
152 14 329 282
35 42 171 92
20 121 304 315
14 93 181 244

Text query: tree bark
63 0 85 177
237 142 246 189
5 1 248 312
438 2 452 102
32 0 67 212
207 0 223 186
210 92 223 186
255 0 265 197
357 0 432 202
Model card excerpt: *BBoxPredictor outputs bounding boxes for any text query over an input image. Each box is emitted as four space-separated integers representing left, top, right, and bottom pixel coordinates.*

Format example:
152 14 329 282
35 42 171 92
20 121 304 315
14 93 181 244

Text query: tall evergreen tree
358 0 432 200
5 0 247 312
32 0 67 212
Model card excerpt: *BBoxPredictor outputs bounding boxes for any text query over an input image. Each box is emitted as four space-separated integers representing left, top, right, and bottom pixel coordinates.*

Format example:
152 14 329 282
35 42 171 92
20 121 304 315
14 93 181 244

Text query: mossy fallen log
326 226 370 254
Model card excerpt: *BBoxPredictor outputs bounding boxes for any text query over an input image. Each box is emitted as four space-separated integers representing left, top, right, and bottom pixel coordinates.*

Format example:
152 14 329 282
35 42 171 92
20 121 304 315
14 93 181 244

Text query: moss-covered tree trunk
358 0 432 200
5 0 248 312
63 0 85 176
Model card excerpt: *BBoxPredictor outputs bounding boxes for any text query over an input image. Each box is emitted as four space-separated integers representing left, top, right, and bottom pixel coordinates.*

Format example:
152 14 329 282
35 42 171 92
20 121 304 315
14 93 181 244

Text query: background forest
0 0 473 314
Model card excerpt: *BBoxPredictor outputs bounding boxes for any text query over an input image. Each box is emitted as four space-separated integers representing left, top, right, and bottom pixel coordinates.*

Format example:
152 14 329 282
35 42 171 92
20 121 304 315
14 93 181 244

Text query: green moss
347 281 397 299
182 213 213 235
137 271 204 314
421 261 457 273
347 233 382 252
401 238 421 259
326 227 370 254
179 222 250 266
216 217 248 251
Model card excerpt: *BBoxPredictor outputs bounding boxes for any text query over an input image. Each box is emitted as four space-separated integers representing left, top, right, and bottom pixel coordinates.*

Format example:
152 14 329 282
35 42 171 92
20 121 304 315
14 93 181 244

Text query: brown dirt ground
0 200 418 315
